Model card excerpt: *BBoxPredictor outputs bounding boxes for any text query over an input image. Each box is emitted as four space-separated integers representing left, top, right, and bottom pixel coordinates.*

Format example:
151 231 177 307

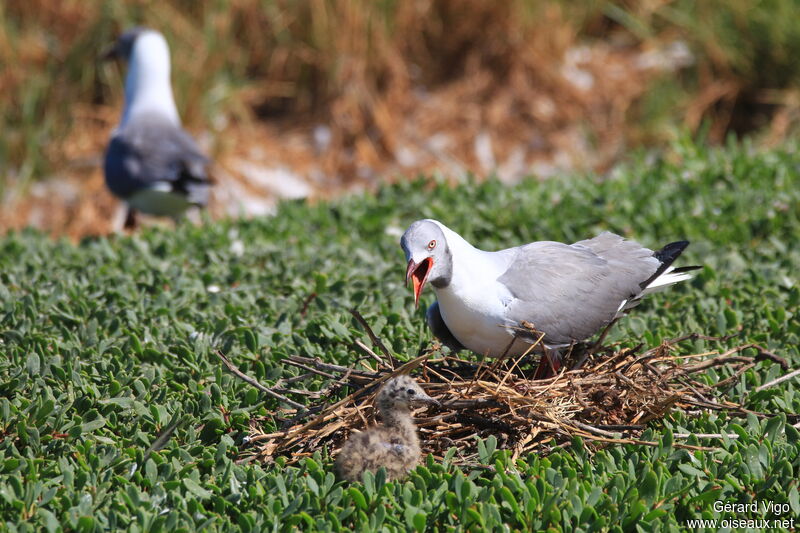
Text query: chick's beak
405 257 433 308
414 391 441 408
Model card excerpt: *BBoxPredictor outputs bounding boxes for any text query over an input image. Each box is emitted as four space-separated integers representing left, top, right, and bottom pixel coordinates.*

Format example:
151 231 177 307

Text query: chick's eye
427 240 436 250
406 388 416 395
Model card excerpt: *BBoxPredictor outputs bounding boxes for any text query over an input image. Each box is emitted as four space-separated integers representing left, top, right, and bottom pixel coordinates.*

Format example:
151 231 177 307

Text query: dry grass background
2 0 799 238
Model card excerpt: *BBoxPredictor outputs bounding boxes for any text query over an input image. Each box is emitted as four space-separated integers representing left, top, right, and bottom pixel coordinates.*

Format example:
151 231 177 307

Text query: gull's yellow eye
427 239 436 250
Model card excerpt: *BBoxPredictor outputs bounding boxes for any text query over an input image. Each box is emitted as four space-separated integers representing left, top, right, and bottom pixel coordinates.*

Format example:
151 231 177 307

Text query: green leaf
789 487 800 515
100 397 134 409
76 516 95 533
183 478 213 500
763 414 785 442
348 487 367 511
786 424 800 443
26 353 40 375
465 507 484 528
677 464 706 479
412 511 426 533
81 415 106 432
639 469 658 505
37 508 60 533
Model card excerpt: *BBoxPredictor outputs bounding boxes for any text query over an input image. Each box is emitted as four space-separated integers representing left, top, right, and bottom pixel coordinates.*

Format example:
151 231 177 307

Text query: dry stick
281 359 340 381
671 354 752 376
464 356 491 397
273 387 322 398
629 333 733 364
753 347 789 370
286 355 379 379
277 404 328 431
661 351 721 361
665 332 738 344
754 367 800 392
587 345 641 374
567 423 716 451
496 335 543 393
625 347 677 372
275 372 315 386
470 330 519 392
353 338 387 367
580 317 621 367
673 432 740 439
675 343 783 376
216 350 308 412
283 351 435 439
349 308 395 368
644 361 664 378
614 371 648 393
422 365 458 390
595 424 645 431
682 397 749 414
427 363 465 384
712 362 756 390
571 421 619 438
299 292 317 317
441 397 504 409
674 376 715 405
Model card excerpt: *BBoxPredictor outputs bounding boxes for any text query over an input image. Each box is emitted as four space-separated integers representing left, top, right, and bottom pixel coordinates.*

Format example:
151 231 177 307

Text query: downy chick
335 376 439 482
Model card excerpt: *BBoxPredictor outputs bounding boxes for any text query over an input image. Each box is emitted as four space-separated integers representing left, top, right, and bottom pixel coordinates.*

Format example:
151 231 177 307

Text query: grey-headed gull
104 27 211 229
400 219 699 377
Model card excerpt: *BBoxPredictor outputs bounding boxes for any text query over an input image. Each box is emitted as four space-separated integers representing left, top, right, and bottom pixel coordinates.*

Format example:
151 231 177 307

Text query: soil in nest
236 330 788 468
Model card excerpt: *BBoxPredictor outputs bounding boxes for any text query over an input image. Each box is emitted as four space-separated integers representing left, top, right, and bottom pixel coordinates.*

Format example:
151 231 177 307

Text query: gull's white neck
121 32 180 127
429 220 510 290
427 220 517 356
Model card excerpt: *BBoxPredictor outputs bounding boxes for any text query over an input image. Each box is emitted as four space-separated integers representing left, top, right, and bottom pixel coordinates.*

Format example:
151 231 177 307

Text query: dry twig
216 350 307 412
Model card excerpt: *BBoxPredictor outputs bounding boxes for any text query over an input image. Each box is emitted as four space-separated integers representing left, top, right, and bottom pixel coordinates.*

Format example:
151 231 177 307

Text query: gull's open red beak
405 257 433 308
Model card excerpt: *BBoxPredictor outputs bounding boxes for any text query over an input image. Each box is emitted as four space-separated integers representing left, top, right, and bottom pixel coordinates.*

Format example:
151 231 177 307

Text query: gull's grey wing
498 232 660 345
426 301 465 351
104 112 210 205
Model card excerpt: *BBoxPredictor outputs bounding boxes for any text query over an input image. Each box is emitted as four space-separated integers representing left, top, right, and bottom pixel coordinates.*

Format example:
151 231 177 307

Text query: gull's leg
123 206 139 231
533 347 561 379
571 317 621 371
589 317 620 355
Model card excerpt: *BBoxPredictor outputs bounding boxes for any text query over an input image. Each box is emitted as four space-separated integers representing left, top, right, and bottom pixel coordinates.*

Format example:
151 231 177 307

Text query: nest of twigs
227 312 791 467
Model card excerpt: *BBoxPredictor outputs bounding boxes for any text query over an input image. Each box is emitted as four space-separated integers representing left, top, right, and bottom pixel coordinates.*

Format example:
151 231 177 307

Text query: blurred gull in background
104 27 211 229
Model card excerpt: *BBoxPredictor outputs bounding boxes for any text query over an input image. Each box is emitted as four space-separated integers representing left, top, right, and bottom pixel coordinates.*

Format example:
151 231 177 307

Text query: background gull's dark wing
104 112 210 206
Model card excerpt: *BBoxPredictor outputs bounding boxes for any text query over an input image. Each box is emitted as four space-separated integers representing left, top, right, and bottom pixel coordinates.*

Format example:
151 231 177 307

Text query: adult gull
104 27 211 228
400 219 699 377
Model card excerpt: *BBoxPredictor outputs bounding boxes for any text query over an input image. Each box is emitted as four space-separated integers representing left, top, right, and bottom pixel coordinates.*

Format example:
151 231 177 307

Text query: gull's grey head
377 376 439 415
103 26 153 61
400 219 453 307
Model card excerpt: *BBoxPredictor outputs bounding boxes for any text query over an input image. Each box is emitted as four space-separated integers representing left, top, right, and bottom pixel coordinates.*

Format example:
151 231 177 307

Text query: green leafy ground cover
1 138 799 531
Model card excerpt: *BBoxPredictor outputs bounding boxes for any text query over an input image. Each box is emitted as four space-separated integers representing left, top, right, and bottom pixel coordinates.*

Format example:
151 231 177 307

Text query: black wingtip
671 265 702 273
639 240 693 289
654 240 690 264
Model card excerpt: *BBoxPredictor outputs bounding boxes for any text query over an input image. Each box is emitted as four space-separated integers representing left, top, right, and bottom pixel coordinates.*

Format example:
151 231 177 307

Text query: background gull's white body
120 31 180 128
